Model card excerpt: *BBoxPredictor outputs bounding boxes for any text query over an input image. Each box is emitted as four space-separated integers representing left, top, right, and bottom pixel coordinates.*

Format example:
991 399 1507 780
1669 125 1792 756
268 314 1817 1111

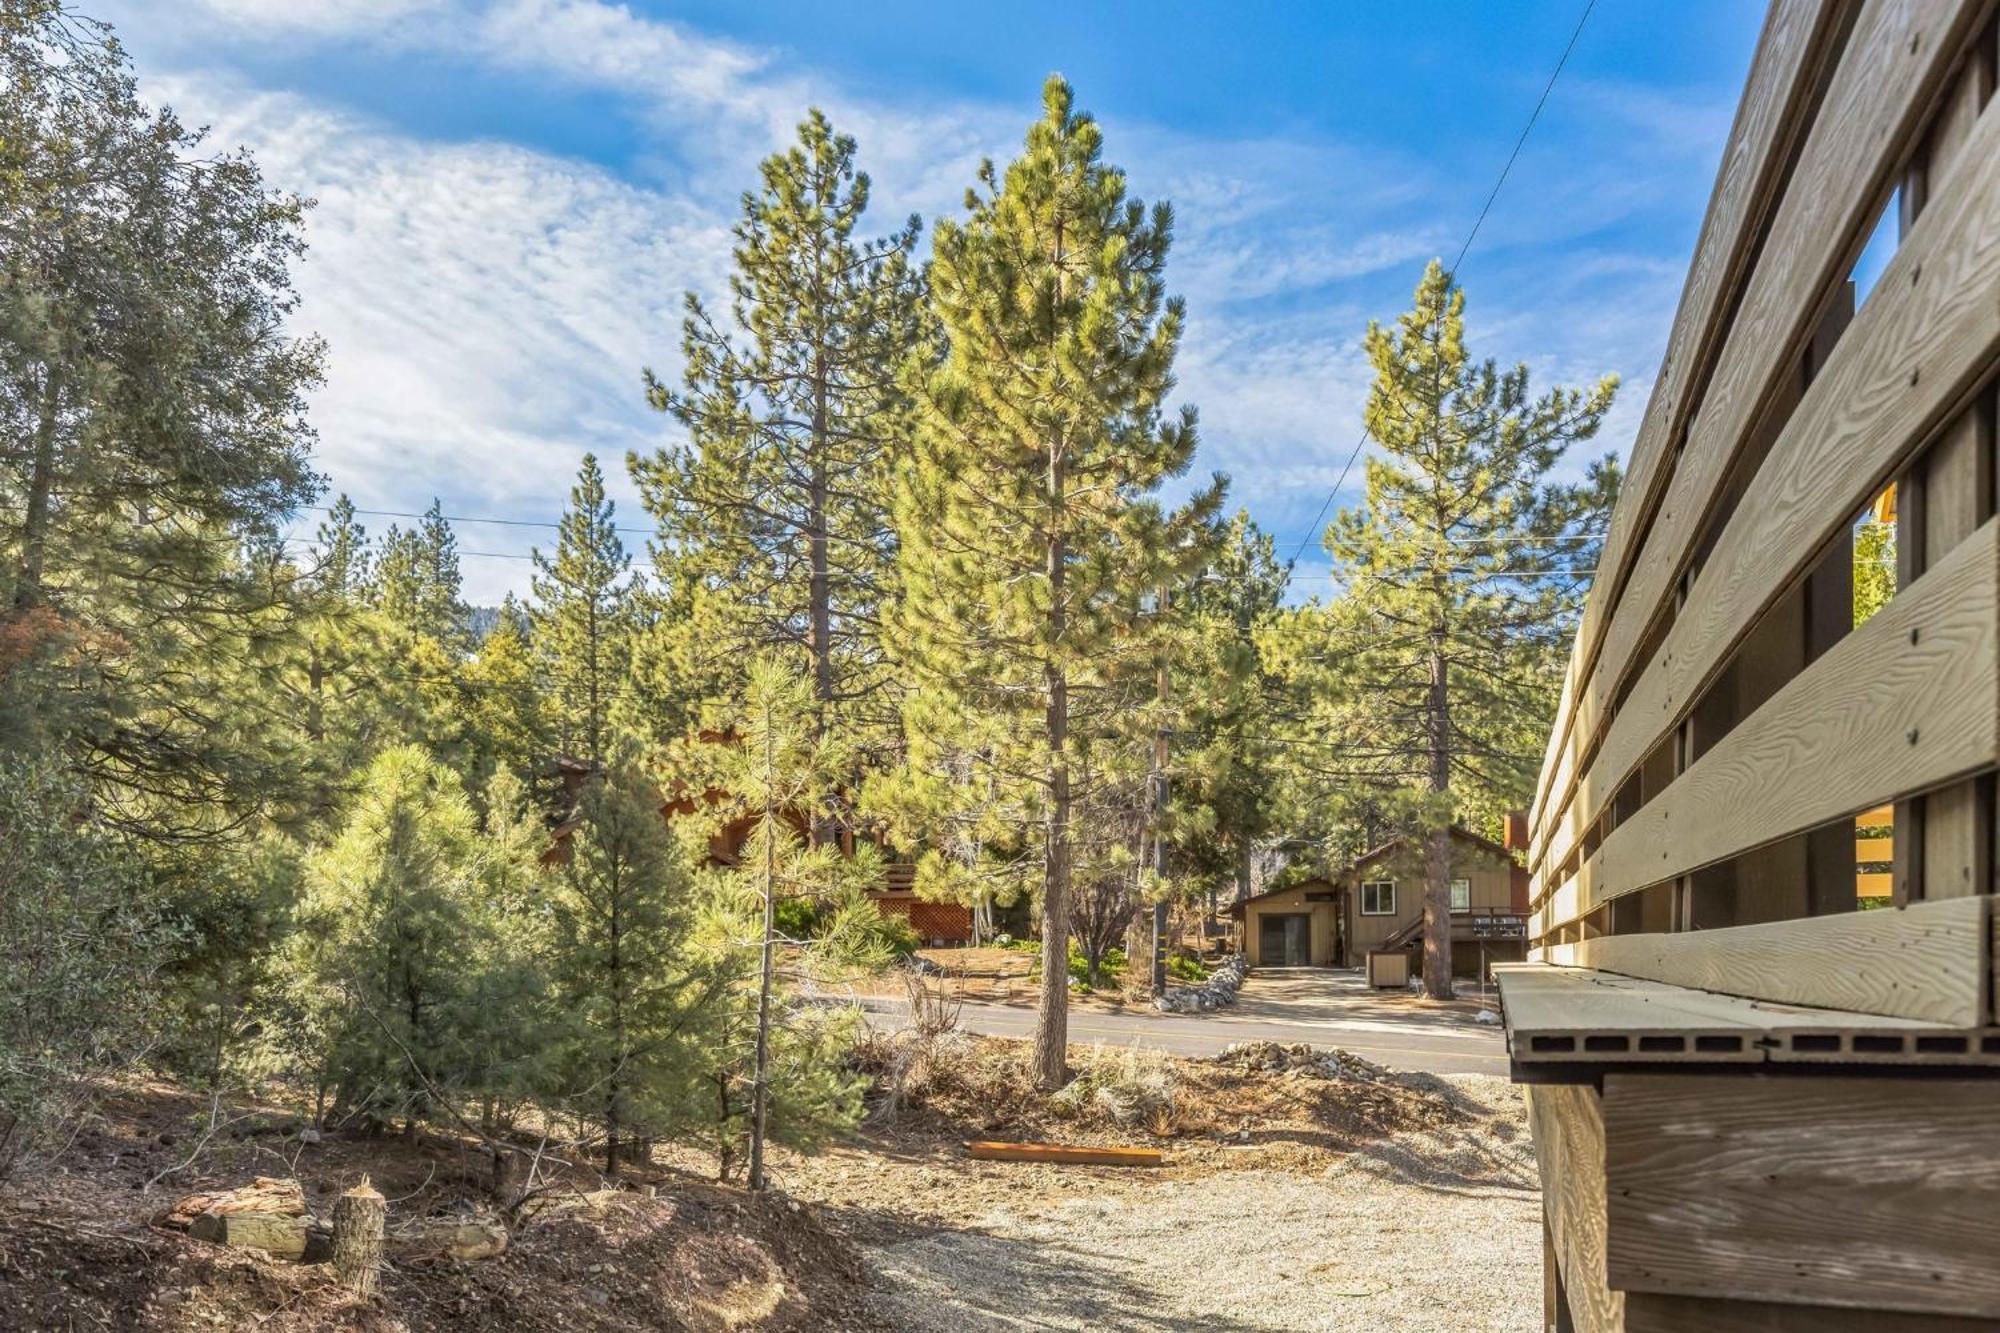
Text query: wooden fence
1497 2 2000 1327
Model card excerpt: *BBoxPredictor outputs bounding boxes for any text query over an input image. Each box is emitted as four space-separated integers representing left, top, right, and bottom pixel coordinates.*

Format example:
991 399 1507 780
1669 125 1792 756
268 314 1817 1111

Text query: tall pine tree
531 455 632 767
1265 261 1617 997
636 110 923 843
886 77 1220 1088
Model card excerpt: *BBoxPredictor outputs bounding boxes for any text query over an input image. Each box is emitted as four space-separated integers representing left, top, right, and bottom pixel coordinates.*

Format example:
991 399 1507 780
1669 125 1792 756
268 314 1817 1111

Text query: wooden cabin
1497 3 2000 1327
1231 827 1528 972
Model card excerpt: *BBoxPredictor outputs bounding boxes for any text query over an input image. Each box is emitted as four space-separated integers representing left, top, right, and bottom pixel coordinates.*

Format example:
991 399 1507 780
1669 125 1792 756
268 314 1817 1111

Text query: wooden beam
1571 897 1986 1026
1524 1083 1624 1333
1532 0 1991 880
1534 0 1857 849
1495 962 2000 1067
1603 1074 2000 1317
1560 518 1999 928
963 1141 1162 1167
1625 1294 2000 1332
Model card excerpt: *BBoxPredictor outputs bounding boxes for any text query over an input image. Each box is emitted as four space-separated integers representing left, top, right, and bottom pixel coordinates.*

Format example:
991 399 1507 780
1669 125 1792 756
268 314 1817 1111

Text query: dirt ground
0 1036 1538 1332
846 946 1153 1010
807 1034 1541 1331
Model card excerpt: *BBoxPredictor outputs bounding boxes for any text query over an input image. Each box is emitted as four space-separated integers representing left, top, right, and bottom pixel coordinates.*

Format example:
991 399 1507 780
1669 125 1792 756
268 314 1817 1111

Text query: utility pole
1151 584 1171 995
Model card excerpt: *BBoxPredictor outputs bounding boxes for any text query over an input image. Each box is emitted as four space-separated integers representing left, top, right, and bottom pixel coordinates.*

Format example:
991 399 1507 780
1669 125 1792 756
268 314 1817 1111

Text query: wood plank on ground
1571 897 1986 1026
1603 1073 2000 1317
963 1142 1162 1167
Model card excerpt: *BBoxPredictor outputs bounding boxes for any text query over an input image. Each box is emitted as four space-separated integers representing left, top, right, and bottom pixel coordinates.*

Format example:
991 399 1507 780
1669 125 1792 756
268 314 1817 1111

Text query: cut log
161 1176 305 1229
187 1210 308 1259
389 1216 509 1262
964 1141 1163 1166
332 1177 385 1297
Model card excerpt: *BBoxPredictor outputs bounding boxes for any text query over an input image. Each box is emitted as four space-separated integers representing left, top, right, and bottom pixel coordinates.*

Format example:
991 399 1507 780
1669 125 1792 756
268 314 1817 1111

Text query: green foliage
0 3 325 841
290 746 540 1128
1166 954 1207 984
635 109 923 780
879 75 1221 1084
532 456 633 765
1262 262 1618 993
1854 515 1895 627
0 760 168 1181
546 759 717 1175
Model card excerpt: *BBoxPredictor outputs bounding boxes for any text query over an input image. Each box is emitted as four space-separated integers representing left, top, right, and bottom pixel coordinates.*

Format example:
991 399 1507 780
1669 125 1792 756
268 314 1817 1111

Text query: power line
1283 0 1599 578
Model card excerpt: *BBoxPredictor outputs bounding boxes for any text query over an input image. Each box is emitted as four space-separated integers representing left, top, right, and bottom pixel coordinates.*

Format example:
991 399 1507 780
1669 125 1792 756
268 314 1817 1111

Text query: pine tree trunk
1035 451 1071 1091
15 374 64 610
1424 640 1455 999
808 359 838 849
332 1177 385 1298
748 723 779 1188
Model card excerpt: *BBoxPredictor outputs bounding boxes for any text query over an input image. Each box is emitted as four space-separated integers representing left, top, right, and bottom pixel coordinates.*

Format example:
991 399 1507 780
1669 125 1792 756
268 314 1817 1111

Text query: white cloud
112 2 1734 602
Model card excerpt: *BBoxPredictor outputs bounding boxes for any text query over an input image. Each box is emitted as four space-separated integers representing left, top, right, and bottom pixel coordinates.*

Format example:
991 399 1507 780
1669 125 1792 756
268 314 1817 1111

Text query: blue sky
96 0 1763 601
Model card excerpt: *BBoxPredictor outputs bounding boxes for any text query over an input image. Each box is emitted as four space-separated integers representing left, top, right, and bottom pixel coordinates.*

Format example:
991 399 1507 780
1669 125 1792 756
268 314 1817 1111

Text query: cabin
1498 4 2000 1328
539 756 972 944
1230 827 1528 972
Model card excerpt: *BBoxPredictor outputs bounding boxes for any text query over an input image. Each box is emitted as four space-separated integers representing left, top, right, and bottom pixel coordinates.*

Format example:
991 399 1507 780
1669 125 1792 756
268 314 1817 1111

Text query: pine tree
372 500 467 647
546 759 714 1177
635 110 924 842
1265 261 1618 998
1175 513 1288 920
293 746 497 1127
531 456 632 767
464 596 549 794
0 4 324 837
687 657 876 1185
886 77 1221 1088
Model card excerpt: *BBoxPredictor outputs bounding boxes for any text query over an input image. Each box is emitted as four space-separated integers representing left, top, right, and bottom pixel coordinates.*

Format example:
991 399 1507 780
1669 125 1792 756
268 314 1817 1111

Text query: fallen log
389 1216 509 1262
187 1210 308 1259
964 1141 1162 1167
160 1176 306 1230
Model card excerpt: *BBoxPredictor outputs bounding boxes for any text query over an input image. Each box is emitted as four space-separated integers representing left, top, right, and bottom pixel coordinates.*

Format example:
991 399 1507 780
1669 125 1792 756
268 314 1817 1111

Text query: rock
162 1177 306 1230
187 1211 308 1259
1475 1009 1501 1025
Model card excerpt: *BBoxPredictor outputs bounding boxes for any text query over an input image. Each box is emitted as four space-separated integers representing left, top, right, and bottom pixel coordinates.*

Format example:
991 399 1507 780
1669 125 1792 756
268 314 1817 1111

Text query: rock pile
1153 954 1248 1013
1216 1040 1392 1083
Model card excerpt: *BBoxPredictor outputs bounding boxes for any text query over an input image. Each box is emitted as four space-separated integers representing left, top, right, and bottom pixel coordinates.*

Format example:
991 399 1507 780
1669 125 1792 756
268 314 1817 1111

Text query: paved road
856 967 1509 1077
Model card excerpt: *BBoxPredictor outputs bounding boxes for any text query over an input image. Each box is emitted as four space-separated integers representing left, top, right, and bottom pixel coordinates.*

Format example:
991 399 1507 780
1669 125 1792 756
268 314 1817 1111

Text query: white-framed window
1450 878 1472 913
1360 880 1396 916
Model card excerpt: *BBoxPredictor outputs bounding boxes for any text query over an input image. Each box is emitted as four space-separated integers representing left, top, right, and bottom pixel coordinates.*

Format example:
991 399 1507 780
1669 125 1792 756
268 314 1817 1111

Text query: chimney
1503 809 1529 853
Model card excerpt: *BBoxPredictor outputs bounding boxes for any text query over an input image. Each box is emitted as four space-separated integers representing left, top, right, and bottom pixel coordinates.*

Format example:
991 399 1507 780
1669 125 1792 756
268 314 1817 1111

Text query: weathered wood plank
963 1141 1161 1166
1603 1074 2000 1316
1557 517 1999 929
1532 0 1989 878
1571 897 1985 1026
1625 1293 1998 1332
1533 0 1857 851
1524 1083 1623 1333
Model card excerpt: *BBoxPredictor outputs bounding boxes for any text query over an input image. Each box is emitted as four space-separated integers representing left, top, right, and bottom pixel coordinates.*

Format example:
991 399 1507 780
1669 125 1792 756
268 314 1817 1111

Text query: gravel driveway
857 1076 1540 1332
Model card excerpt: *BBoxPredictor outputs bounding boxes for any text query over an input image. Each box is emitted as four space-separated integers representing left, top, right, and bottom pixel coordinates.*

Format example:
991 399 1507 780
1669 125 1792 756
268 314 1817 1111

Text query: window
1361 880 1395 916
1450 878 1472 913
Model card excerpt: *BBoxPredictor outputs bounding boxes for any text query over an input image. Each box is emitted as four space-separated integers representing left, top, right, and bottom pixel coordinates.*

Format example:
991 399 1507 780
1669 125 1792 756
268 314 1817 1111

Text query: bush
774 896 822 941
869 911 921 959
1066 944 1124 989
0 761 169 1183
1166 955 1208 984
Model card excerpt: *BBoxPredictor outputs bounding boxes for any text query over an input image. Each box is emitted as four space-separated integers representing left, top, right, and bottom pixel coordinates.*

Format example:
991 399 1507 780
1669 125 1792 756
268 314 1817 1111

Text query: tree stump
331 1176 385 1298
